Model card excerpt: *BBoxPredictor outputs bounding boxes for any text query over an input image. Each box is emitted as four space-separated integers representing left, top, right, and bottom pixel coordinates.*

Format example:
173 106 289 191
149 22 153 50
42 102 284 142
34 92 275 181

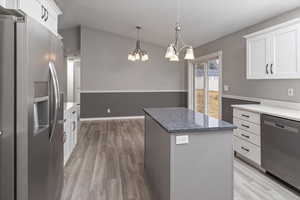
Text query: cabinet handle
241 124 250 129
270 63 273 74
241 134 250 139
266 64 269 74
63 132 67 143
41 5 46 19
241 146 250 152
275 123 285 129
241 114 250 118
44 9 49 22
73 121 76 131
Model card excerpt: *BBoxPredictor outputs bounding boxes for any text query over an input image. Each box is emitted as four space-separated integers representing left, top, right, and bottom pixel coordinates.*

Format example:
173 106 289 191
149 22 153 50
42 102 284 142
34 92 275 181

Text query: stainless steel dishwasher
262 114 300 190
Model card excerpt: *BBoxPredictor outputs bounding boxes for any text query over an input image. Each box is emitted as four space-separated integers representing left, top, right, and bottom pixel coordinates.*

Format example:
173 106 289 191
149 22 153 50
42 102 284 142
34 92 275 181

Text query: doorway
67 57 81 104
188 51 222 119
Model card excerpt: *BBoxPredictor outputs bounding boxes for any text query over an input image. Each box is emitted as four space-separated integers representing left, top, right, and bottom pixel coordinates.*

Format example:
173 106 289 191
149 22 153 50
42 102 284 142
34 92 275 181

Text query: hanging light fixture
128 26 149 62
165 0 195 62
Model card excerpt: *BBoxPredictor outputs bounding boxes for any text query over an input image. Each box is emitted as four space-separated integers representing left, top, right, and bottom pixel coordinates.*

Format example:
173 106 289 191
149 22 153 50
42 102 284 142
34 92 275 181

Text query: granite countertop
143 107 236 133
232 104 300 122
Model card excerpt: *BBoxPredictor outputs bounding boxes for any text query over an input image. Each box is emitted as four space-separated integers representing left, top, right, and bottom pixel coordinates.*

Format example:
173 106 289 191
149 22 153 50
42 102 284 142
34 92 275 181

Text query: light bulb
128 53 134 61
169 54 179 62
184 47 195 60
135 53 140 60
165 44 175 58
142 54 149 61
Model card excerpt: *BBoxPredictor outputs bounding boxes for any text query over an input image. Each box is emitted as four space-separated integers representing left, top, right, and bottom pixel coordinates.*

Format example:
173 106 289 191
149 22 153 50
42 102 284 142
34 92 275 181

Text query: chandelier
165 0 195 62
128 26 149 62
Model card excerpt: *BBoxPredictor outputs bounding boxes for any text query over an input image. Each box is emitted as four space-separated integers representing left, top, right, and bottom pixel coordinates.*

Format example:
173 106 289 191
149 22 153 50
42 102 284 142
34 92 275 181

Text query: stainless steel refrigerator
0 14 65 200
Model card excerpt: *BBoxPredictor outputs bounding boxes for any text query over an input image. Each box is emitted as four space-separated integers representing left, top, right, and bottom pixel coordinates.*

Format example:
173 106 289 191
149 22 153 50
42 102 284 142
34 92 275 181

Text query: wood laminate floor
61 119 300 200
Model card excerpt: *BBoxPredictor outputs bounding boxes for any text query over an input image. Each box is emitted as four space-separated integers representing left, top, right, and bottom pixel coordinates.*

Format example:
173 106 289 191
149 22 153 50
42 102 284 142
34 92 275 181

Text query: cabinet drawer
233 118 261 135
234 128 260 146
233 108 260 124
234 136 261 165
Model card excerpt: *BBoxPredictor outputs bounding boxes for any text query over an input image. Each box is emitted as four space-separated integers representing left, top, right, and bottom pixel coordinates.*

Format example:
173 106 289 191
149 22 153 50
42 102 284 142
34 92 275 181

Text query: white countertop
64 102 78 111
232 104 300 122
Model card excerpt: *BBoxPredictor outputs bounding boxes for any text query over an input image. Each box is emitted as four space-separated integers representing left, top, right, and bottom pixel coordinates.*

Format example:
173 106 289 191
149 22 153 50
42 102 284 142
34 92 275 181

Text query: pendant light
165 0 195 62
128 26 149 62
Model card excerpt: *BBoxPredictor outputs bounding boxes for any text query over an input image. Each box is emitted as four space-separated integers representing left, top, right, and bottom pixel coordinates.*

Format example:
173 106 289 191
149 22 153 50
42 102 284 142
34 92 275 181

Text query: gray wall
80 26 187 118
81 26 186 91
59 26 81 57
195 8 300 103
81 92 187 118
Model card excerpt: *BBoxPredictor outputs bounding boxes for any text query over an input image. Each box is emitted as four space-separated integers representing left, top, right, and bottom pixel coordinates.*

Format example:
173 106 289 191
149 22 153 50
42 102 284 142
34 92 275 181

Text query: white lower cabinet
63 104 79 165
233 108 261 166
234 136 261 165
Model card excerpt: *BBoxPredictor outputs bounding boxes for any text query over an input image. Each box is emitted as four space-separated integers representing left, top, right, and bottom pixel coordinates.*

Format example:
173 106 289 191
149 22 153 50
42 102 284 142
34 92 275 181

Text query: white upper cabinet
4 0 62 35
245 19 300 79
247 35 270 79
0 0 6 8
272 24 300 79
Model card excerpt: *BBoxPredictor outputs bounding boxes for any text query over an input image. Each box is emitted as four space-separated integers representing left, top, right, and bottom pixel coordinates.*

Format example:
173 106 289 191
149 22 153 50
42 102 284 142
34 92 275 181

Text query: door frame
188 51 223 118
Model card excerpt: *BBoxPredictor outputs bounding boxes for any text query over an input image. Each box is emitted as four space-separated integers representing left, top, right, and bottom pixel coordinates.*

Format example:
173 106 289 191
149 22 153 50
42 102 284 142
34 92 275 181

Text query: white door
247 35 271 79
272 24 300 79
194 62 207 115
74 61 81 104
193 58 221 119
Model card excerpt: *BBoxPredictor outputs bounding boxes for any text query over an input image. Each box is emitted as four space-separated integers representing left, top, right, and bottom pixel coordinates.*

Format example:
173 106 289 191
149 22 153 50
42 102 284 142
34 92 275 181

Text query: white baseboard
80 116 145 121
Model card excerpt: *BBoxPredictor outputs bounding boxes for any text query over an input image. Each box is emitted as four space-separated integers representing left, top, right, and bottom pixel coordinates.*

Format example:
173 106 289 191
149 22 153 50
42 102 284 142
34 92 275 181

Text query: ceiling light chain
128 26 149 62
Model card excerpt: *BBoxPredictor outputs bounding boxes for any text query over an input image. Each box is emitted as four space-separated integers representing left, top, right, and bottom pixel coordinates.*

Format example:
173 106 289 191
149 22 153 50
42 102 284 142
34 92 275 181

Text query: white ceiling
57 0 300 47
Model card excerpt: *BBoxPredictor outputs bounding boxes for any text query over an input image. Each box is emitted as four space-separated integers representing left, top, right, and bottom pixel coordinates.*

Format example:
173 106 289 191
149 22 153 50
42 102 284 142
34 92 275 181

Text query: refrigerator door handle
49 62 60 141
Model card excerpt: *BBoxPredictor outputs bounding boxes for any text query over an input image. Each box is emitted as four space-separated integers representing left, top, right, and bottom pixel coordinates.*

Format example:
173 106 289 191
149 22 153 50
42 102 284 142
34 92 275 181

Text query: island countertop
143 107 236 133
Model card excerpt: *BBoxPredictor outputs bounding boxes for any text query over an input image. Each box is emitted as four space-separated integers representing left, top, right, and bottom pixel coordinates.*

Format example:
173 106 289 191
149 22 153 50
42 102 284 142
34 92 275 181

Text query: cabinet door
0 0 6 8
272 24 300 79
247 35 271 79
63 114 69 165
19 0 43 23
41 0 60 35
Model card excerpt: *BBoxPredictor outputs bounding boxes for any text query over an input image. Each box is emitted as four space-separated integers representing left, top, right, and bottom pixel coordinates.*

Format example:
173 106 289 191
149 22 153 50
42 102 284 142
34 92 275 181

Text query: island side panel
144 115 171 200
170 131 233 200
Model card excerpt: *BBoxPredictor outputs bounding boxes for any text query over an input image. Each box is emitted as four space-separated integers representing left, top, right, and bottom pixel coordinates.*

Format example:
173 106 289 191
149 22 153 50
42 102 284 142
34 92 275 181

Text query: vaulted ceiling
57 0 300 47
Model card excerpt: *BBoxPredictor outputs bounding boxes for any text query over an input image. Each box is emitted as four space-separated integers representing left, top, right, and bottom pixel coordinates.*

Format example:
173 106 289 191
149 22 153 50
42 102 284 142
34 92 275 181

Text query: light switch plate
288 88 294 97
224 85 229 91
176 135 189 145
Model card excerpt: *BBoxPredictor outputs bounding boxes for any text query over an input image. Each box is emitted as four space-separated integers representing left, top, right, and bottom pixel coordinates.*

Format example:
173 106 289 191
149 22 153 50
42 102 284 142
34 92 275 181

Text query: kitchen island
143 107 236 200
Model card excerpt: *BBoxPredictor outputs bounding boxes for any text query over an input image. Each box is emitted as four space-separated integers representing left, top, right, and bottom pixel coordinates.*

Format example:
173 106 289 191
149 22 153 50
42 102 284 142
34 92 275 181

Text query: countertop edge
231 104 300 122
143 108 237 134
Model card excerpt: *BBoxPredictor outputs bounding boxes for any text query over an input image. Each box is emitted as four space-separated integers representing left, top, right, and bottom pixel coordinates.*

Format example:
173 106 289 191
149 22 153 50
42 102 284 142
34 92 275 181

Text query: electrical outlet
176 135 189 145
107 108 111 114
224 85 229 91
288 88 294 97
